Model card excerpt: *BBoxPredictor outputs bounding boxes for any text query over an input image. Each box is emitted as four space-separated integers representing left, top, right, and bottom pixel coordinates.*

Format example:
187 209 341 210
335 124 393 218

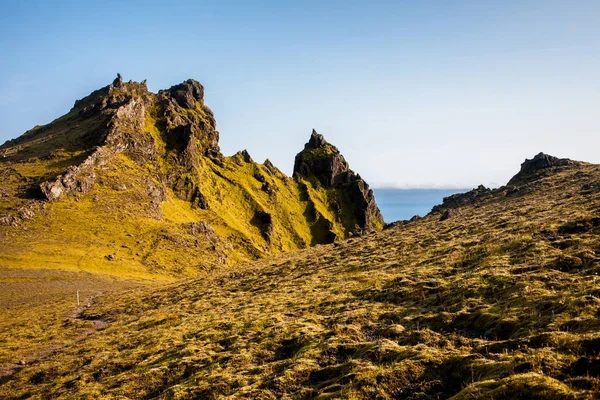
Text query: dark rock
431 185 491 215
410 215 422 222
40 164 98 201
293 130 354 188
508 152 578 184
305 129 327 149
292 129 384 234
383 220 406 230
41 79 153 202
112 73 123 87
253 171 266 183
263 159 283 177
520 152 572 174
162 79 205 109
233 150 253 165
105 254 116 261
157 80 220 160
145 178 166 219
251 210 274 242
440 208 460 221
261 181 277 195
183 221 221 251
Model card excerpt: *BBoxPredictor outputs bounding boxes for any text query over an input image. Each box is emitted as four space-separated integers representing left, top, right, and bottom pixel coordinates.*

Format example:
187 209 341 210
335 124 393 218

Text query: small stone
440 208 460 221
113 73 123 87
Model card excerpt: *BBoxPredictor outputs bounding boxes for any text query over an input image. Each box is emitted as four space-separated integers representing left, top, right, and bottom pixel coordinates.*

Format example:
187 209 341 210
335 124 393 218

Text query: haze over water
373 188 468 222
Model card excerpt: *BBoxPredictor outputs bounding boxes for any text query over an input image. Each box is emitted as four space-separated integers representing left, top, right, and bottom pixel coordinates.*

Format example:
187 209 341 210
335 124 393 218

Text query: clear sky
1 0 599 188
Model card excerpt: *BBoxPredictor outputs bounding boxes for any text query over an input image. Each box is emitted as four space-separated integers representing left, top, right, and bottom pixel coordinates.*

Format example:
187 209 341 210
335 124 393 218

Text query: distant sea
372 188 469 223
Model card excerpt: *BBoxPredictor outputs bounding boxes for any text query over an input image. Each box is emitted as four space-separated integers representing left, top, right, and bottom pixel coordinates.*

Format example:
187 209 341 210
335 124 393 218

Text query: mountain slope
2 156 599 399
0 75 383 278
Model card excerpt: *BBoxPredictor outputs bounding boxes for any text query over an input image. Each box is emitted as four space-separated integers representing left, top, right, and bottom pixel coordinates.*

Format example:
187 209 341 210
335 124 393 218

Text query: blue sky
1 0 599 188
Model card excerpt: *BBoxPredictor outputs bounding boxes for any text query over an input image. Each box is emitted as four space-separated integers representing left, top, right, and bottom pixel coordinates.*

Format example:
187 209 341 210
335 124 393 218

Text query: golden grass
1 162 599 398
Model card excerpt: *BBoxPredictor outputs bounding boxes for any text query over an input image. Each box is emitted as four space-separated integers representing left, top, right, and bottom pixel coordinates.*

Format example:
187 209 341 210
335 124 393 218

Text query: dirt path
0 291 109 384
0 269 142 386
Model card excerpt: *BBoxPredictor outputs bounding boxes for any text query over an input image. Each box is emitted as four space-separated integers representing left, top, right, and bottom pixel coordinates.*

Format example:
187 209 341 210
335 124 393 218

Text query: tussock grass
2 162 600 398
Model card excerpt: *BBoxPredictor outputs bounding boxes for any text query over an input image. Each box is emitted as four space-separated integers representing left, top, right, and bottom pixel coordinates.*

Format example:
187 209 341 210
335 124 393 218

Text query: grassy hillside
0 77 383 278
2 160 599 398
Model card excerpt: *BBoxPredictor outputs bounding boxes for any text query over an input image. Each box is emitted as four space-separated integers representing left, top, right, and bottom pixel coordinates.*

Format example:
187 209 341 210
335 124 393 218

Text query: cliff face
293 130 384 235
0 76 383 277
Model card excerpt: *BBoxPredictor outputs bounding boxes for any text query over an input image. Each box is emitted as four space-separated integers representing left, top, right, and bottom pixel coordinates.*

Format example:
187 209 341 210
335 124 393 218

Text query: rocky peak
160 79 205 109
113 73 123 87
520 152 573 173
293 129 353 188
306 129 327 149
156 79 219 161
72 74 150 117
293 129 384 233
509 152 578 185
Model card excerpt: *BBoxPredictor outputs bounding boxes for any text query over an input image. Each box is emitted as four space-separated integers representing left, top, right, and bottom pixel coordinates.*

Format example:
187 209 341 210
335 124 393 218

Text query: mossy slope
2 157 600 398
0 76 382 277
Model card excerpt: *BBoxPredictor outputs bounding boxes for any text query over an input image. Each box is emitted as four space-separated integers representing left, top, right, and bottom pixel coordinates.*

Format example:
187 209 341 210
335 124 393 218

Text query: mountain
0 75 383 278
2 152 599 399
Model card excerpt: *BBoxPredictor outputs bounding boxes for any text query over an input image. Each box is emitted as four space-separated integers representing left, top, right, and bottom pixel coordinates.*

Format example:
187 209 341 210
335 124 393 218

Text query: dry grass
1 162 600 398
0 268 142 383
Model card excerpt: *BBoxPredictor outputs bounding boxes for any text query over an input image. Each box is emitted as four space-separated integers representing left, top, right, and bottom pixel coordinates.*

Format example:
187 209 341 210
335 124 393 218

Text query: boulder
112 73 123 87
440 208 460 221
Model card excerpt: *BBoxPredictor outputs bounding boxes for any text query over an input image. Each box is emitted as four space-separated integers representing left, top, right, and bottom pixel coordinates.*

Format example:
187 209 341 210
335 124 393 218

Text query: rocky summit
0 75 382 277
293 129 384 235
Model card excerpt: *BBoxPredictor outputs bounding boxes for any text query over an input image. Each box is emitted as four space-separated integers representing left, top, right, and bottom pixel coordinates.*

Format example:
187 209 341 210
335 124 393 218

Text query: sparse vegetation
1 160 600 398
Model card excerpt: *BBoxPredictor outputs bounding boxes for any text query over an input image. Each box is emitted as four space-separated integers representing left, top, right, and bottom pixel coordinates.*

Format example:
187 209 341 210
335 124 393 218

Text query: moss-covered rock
0 76 383 277
293 129 384 235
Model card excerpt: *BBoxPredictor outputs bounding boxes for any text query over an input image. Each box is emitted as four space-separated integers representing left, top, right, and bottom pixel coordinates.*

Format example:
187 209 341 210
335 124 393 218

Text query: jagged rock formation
0 76 383 276
509 152 579 185
430 152 583 219
293 130 384 235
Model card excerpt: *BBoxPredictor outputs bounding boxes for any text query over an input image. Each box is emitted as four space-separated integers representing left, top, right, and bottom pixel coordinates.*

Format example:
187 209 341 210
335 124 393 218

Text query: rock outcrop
428 152 584 219
293 129 384 235
157 79 220 160
293 130 354 188
0 75 384 274
431 185 493 215
508 152 579 185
